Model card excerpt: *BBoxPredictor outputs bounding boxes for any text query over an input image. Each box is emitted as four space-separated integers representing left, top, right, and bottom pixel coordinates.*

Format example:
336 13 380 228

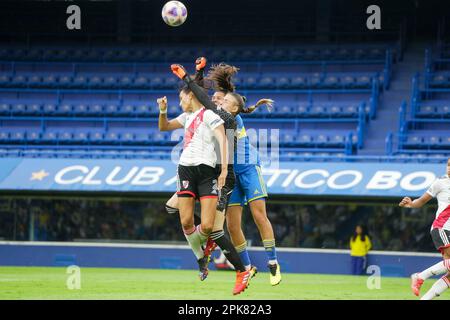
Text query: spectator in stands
350 225 372 275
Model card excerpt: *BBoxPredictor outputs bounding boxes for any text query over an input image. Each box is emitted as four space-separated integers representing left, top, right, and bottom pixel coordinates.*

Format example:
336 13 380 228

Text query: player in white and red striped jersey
399 157 450 300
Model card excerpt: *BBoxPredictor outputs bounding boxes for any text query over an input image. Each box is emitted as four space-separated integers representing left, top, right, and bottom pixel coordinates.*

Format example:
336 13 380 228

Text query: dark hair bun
242 96 247 103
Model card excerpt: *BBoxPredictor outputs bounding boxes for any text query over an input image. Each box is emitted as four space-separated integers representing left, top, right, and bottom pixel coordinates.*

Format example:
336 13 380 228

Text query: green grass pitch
0 266 448 300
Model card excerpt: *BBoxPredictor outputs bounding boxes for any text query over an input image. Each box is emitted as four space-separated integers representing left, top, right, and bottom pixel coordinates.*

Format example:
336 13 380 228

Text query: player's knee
180 216 194 230
200 223 213 235
226 219 240 235
252 209 270 226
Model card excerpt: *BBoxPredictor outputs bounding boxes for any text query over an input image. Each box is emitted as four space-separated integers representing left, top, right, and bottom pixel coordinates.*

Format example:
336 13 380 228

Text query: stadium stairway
359 42 427 155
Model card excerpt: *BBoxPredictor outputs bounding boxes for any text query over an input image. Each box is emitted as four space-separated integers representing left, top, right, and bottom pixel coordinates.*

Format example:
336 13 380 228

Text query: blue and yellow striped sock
263 239 278 265
235 241 252 270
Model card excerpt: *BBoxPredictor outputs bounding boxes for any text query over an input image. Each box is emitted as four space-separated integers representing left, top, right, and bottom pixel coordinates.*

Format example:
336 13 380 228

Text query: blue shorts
228 166 268 207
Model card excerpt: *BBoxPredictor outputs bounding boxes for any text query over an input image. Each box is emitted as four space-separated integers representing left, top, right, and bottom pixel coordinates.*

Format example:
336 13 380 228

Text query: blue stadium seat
73 104 89 115
28 75 42 87
310 105 326 117
323 75 339 88
329 134 346 147
119 104 135 116
0 74 10 86
405 135 422 147
43 103 57 115
42 132 58 143
11 75 27 87
10 131 26 142
437 105 450 117
42 75 58 88
73 75 88 88
120 132 135 143
87 103 104 116
89 76 103 88
133 76 150 89
341 76 355 87
104 76 118 88
73 132 89 144
105 104 120 116
11 103 27 115
105 132 120 144
297 133 313 146
59 75 73 87
276 77 290 89
259 76 274 89
55 103 73 116
0 131 10 142
290 76 307 88
26 131 41 143
119 76 133 88
0 103 10 115
417 105 436 117
134 104 151 117
295 104 309 117
356 75 371 88
90 132 104 144
26 103 41 115
315 134 329 146
59 132 73 143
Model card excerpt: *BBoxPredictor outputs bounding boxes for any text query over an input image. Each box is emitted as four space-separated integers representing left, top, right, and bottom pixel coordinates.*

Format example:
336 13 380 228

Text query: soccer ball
161 1 188 27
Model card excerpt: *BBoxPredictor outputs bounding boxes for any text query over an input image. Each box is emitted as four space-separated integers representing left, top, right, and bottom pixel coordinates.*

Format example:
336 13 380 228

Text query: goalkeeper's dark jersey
183 74 237 169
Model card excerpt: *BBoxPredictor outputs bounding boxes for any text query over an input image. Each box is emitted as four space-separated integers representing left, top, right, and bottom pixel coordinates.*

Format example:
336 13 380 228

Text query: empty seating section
386 45 450 159
0 44 393 160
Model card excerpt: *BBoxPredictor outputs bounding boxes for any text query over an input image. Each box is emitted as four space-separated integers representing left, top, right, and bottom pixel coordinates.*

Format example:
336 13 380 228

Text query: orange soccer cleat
411 273 424 297
171 64 187 79
195 57 207 71
232 270 251 295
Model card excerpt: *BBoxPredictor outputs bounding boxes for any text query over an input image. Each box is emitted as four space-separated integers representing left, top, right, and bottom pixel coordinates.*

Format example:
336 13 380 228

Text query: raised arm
399 192 433 208
157 96 183 131
171 64 217 111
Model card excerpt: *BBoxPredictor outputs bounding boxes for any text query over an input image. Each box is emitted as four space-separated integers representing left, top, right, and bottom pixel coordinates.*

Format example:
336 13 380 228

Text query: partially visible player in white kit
399 157 450 300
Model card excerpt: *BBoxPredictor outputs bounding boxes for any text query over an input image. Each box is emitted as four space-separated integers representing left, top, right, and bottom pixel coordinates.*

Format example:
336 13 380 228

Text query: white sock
421 275 450 300
418 259 450 280
196 225 208 246
268 259 278 265
183 226 204 260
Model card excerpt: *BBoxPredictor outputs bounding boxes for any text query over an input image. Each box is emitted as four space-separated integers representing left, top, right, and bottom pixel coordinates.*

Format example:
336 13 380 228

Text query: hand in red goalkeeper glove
171 64 187 80
195 57 207 72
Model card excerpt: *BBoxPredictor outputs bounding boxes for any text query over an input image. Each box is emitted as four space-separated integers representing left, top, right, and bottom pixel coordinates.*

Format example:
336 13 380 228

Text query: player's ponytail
241 98 274 114
206 63 239 93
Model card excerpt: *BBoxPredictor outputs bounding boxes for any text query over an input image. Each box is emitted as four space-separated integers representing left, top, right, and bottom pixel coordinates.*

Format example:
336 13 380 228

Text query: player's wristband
159 108 167 114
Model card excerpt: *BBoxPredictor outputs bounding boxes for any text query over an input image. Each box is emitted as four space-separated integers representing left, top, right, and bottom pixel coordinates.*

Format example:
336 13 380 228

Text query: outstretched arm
398 192 433 208
157 96 183 131
171 64 217 111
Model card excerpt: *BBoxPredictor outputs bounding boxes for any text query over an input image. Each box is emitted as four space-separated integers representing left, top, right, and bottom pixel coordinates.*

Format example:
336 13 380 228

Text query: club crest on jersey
182 180 189 189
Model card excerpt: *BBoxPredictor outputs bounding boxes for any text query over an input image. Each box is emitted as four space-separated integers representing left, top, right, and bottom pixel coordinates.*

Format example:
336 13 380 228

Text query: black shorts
177 164 219 200
215 165 235 212
430 228 450 254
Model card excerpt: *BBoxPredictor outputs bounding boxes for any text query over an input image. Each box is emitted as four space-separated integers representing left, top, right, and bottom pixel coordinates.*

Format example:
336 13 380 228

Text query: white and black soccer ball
161 1 188 27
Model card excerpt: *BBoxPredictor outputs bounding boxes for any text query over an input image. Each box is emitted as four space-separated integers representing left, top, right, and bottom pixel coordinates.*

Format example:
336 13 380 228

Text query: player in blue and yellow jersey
206 63 282 286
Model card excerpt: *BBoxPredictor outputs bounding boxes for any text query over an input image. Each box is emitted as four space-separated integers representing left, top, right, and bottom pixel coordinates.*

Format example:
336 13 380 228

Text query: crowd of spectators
0 197 438 252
